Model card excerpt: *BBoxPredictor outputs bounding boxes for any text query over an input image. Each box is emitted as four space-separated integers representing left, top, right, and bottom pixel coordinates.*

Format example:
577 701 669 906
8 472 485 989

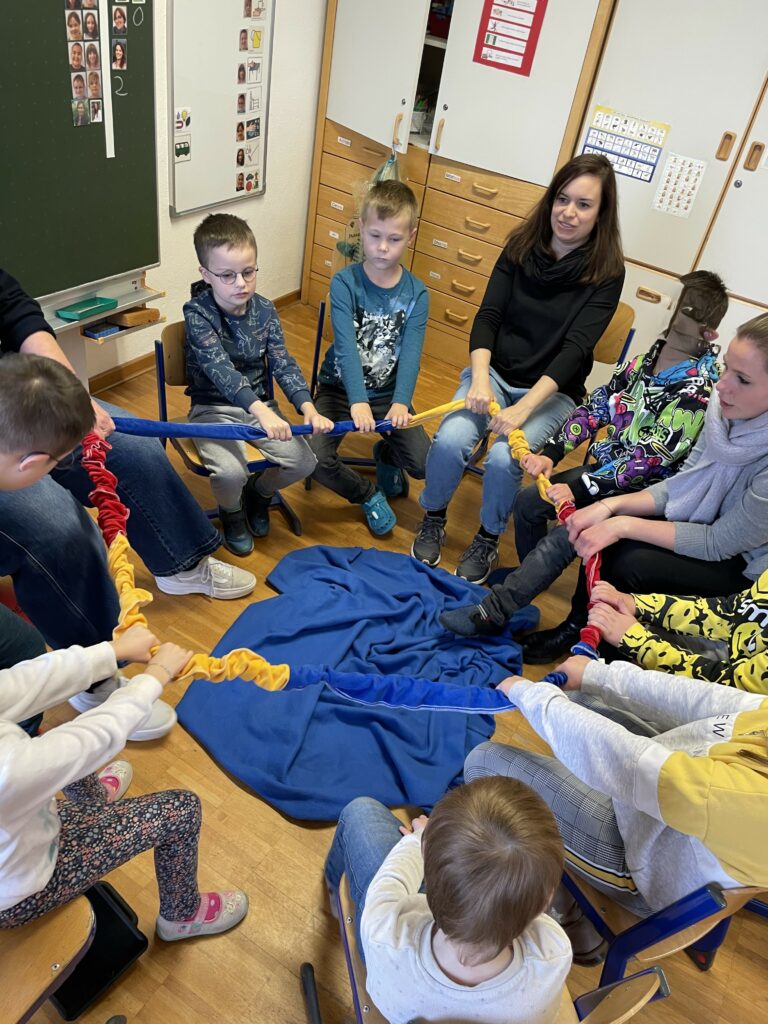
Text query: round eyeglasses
205 266 258 286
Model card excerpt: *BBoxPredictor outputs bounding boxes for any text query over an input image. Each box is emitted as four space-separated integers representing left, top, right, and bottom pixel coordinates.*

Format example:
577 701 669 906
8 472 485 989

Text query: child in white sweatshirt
0 354 248 940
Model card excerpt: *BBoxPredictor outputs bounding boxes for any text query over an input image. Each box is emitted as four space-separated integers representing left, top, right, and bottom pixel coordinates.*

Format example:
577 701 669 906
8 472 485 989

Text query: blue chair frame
153 324 302 536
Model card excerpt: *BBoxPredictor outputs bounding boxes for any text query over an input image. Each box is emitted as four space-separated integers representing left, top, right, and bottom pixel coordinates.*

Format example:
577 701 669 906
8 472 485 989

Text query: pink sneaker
156 890 249 941
98 760 133 803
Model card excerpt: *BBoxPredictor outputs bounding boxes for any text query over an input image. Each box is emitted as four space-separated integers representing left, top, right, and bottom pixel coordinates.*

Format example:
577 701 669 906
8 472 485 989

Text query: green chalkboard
0 1 158 300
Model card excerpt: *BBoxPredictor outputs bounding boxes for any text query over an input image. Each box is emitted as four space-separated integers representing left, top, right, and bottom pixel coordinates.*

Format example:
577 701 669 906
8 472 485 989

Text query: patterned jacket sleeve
183 300 259 410
264 304 312 412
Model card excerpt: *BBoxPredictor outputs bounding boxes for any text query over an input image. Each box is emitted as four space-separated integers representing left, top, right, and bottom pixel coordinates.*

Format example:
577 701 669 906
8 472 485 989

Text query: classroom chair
154 320 302 535
0 896 95 1023
562 869 768 988
299 874 668 1024
465 300 636 478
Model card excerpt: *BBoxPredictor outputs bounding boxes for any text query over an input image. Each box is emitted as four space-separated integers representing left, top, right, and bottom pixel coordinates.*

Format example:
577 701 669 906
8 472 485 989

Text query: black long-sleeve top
469 249 625 404
0 269 56 354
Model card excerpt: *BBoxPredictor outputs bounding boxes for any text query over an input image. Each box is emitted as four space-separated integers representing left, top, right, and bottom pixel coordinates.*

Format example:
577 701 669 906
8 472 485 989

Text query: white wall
86 0 326 378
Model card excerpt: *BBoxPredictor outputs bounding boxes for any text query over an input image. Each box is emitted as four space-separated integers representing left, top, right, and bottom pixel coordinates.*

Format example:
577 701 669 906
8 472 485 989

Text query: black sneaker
456 534 499 584
521 619 582 664
218 506 254 556
243 474 271 537
411 514 447 567
439 603 504 637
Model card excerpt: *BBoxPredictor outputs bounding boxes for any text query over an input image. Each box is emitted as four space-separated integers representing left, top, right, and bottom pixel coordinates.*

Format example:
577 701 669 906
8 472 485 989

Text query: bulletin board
169 0 275 216
0 0 158 300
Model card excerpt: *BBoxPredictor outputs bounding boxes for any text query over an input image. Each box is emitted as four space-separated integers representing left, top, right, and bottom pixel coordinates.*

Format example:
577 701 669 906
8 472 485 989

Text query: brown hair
422 777 563 957
738 312 768 370
193 213 257 266
0 354 94 456
505 153 623 284
360 180 419 231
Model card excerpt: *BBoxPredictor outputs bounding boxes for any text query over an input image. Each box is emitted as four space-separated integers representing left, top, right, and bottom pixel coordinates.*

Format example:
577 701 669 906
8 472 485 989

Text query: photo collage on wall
234 0 266 194
64 1 129 127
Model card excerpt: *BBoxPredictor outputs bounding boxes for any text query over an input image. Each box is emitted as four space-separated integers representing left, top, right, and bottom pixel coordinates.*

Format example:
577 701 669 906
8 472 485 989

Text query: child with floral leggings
0 624 248 941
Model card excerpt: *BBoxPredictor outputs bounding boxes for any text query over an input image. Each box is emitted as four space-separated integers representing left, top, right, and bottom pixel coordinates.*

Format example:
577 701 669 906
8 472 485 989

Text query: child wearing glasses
184 214 332 554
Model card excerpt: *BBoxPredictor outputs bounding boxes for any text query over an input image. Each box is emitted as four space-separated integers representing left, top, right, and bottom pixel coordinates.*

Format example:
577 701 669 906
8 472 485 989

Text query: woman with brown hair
411 154 624 583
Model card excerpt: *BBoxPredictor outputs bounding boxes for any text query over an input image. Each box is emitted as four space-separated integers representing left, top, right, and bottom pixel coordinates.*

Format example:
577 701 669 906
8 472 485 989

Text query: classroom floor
30 302 768 1024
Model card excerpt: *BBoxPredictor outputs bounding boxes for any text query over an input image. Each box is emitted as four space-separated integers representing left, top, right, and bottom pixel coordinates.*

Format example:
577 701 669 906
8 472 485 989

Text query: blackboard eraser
56 296 119 321
82 321 123 339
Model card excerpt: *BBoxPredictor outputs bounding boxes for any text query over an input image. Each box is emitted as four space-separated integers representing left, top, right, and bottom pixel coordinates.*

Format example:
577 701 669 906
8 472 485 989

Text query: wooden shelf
80 315 167 345
43 285 166 335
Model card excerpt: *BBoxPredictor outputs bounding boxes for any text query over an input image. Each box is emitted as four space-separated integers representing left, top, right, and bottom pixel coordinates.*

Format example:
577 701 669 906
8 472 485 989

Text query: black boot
439 603 504 638
521 619 582 664
218 505 254 556
243 473 271 537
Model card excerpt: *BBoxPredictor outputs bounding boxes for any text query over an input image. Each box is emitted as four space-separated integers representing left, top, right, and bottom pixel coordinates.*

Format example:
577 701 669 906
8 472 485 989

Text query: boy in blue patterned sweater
184 214 332 555
310 180 430 536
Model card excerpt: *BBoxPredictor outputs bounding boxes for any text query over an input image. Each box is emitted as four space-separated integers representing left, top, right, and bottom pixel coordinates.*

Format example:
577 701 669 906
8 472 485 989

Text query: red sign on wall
472 0 548 78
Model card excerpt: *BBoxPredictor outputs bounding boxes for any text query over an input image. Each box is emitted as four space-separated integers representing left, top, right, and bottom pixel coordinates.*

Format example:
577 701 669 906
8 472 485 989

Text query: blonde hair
360 180 418 231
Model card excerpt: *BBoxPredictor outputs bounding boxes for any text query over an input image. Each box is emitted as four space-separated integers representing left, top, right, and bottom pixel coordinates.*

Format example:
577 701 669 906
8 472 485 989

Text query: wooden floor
30 302 767 1024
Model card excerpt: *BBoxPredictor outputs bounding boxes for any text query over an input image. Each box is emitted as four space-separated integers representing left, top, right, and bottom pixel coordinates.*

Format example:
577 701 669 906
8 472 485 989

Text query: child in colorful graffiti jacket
441 271 728 641
586 573 768 694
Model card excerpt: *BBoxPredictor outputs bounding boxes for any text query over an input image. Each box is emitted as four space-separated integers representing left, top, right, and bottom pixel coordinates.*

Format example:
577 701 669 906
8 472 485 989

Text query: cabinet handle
457 248 482 264
715 131 737 161
392 112 404 147
434 117 446 152
451 278 476 295
445 308 469 324
363 145 384 157
472 182 499 198
744 141 765 172
636 287 662 304
465 216 491 232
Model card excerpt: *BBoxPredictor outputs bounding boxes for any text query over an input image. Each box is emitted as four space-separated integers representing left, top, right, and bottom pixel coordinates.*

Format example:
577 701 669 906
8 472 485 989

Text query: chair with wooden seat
154 320 302 535
0 896 95 1024
299 874 668 1024
563 869 768 986
465 300 636 478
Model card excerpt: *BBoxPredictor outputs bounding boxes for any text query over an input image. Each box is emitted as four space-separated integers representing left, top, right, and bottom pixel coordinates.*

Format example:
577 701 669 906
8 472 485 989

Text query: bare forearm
513 374 558 423
469 348 492 381
613 516 677 550
20 331 77 374
601 489 659 518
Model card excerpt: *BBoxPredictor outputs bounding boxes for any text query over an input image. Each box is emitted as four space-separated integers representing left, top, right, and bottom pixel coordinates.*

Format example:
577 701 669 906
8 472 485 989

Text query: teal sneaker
373 440 409 498
360 489 396 536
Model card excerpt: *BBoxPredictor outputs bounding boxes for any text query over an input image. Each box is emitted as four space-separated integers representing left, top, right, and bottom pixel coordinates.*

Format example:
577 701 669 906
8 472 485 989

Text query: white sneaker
155 556 256 600
69 676 177 741
98 760 133 802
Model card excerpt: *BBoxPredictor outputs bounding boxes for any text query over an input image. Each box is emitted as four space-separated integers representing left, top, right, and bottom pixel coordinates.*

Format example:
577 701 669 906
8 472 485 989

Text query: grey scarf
665 388 768 522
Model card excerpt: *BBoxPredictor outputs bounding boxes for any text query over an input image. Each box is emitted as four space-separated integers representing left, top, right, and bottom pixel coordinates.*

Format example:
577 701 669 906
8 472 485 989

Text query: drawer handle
392 112 404 147
445 308 469 325
636 287 662 304
465 216 491 231
744 141 765 172
451 278 476 295
715 131 737 161
363 145 384 157
472 182 499 198
457 248 482 264
434 117 446 152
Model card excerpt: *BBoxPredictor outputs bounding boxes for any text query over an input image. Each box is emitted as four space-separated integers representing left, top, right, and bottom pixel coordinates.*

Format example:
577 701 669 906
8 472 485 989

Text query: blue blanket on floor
176 546 538 820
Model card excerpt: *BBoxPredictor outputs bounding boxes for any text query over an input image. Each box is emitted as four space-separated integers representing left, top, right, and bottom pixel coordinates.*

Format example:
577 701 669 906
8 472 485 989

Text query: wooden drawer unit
422 190 521 248
320 153 425 209
317 184 356 225
412 252 487 305
423 321 469 371
415 221 500 278
324 119 429 184
307 274 330 309
428 157 544 218
314 214 346 251
310 243 334 279
427 287 478 336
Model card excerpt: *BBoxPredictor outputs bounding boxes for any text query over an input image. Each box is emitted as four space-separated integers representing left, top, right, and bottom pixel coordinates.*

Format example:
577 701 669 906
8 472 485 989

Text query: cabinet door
326 0 430 152
429 0 600 184
697 92 768 306
578 0 768 275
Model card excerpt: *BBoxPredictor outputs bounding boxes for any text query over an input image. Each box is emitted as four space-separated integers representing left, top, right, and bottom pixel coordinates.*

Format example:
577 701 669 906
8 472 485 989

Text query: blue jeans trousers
419 367 575 535
324 797 405 962
0 402 220 650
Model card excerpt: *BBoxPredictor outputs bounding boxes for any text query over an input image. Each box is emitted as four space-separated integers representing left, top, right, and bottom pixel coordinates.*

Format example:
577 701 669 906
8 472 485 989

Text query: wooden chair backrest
160 320 188 387
339 875 388 1024
577 971 661 1024
567 869 767 964
593 302 634 366
0 897 95 1024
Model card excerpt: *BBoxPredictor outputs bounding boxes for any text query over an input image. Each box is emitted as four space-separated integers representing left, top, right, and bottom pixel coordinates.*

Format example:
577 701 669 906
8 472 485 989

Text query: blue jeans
324 797 405 962
419 367 575 535
0 402 221 651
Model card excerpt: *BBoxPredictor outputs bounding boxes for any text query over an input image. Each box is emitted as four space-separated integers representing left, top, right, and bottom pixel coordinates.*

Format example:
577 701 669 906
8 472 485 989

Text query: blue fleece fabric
176 546 538 820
